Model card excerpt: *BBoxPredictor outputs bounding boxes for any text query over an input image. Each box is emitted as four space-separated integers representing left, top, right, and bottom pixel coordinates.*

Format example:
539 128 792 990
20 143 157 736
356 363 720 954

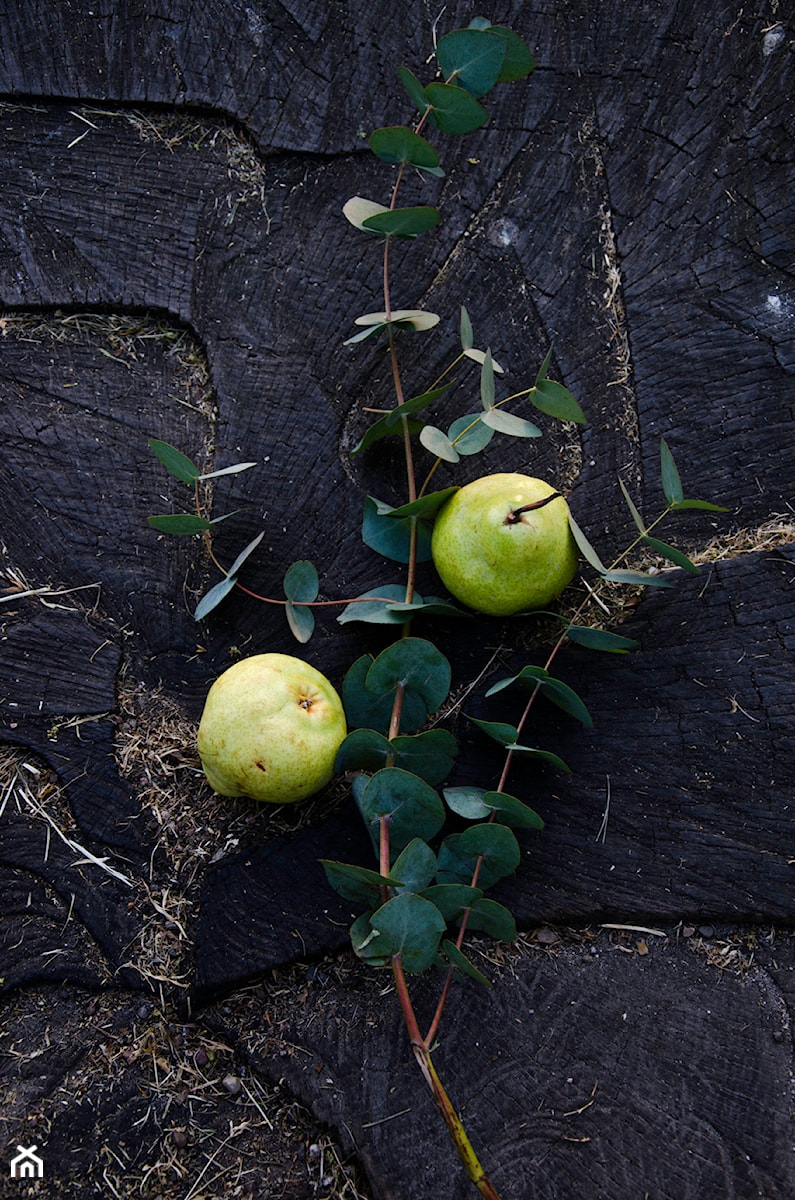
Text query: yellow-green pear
431 473 578 616
197 653 347 803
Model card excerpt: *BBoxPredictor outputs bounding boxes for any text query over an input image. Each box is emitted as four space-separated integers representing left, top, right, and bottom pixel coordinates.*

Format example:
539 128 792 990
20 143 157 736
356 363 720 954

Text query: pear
197 653 347 803
431 473 578 616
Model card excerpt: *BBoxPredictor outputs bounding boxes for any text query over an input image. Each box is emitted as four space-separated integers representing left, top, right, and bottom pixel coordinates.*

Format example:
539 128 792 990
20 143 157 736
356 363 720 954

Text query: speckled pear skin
431 474 578 616
197 653 347 803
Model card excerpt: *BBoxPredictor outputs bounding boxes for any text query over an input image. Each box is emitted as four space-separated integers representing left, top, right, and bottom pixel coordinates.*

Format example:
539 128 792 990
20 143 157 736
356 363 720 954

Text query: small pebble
222 1073 242 1094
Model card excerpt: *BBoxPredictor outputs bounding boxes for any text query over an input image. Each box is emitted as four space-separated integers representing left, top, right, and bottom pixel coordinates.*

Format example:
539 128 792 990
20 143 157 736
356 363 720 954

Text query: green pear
197 653 347 803
431 473 578 616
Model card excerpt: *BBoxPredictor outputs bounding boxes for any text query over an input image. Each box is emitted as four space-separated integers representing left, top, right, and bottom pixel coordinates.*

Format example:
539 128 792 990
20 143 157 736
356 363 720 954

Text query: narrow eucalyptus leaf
671 498 729 512
224 531 264 579
507 744 571 773
398 65 432 116
197 461 257 481
481 408 542 438
362 496 433 564
463 347 504 373
534 345 554 385
337 585 413 626
442 939 491 986
194 574 237 621
482 791 544 830
567 514 608 575
531 379 586 425
388 488 459 520
603 569 673 588
566 625 637 653
320 859 402 905
619 476 647 535
480 351 495 411
466 714 520 747
148 438 200 484
643 535 701 574
460 306 474 350
660 438 684 506
148 513 212 535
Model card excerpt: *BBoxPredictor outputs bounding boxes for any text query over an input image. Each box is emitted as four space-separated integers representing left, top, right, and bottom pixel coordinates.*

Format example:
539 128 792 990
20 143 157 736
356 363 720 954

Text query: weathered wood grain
0 3 793 1196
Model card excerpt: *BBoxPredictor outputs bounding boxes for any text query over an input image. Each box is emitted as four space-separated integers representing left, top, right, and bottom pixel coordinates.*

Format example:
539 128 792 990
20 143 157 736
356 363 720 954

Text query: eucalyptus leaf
567 513 608 575
565 625 638 653
421 884 482 922
489 25 535 82
464 347 504 373
335 727 393 774
196 461 257 481
480 350 495 410
366 638 451 717
534 345 554 385
388 488 459 520
603 569 673 588
391 838 438 893
283 558 319 603
436 823 520 889
436 28 507 98
462 897 516 941
342 196 390 231
448 413 494 455
342 654 428 735
481 408 542 438
482 791 544 830
660 438 684 506
353 308 440 331
506 744 571 773
420 425 460 463
619 476 647 535
350 913 392 967
285 601 315 643
226 531 266 578
485 666 592 727
370 891 446 973
320 859 402 905
359 768 446 852
369 126 441 171
337 585 413 626
391 729 458 786
148 513 212 535
425 82 489 135
443 785 489 820
466 715 520 747
362 206 441 239
362 496 433 564
194 574 237 621
643 535 700 574
148 438 200 485
398 65 432 117
442 938 491 986
460 306 474 350
531 379 586 425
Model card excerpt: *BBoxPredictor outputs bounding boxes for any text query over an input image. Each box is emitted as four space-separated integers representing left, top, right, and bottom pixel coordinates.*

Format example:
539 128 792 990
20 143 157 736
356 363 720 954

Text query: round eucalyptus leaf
350 913 392 967
391 729 458 786
391 838 438 893
335 727 393 774
370 891 446 973
362 206 440 238
342 195 390 231
425 82 489 135
366 638 451 717
362 496 433 564
482 791 544 830
420 424 460 462
436 29 507 98
359 768 446 851
436 823 520 889
421 883 482 922
443 785 490 820
448 413 494 455
369 126 440 171
462 897 517 941
321 859 402 905
342 654 428 735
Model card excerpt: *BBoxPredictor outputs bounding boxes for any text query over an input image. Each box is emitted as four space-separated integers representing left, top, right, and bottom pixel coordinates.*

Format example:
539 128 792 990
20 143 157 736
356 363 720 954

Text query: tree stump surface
1 3 793 1198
